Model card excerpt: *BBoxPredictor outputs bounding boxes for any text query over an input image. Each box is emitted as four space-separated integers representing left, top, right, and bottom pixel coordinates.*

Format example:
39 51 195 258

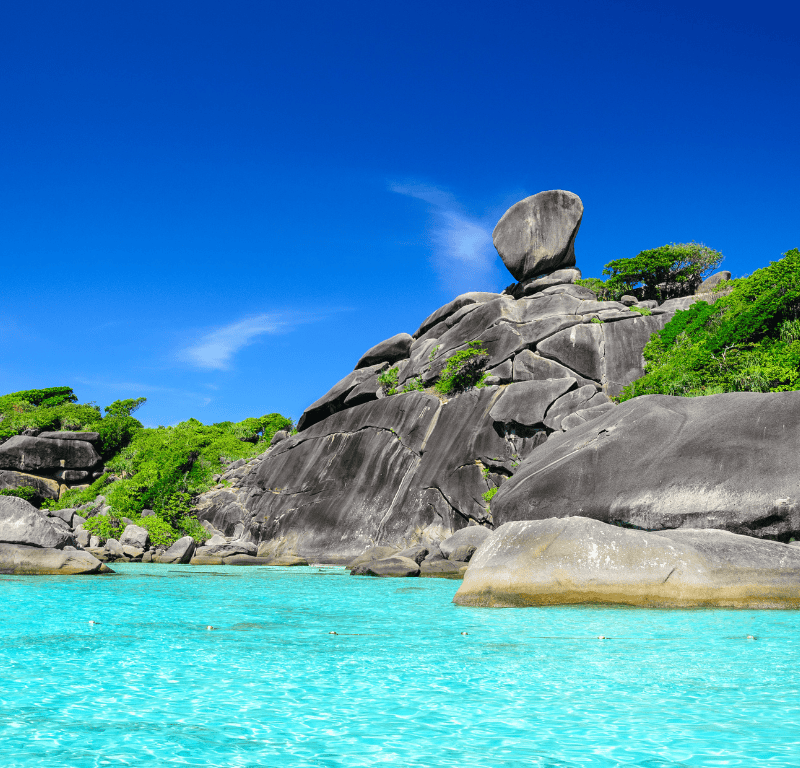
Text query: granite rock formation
190 189 773 568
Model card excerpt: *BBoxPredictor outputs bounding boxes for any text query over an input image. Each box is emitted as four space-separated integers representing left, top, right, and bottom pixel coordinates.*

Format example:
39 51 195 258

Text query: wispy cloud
390 182 501 293
178 313 295 370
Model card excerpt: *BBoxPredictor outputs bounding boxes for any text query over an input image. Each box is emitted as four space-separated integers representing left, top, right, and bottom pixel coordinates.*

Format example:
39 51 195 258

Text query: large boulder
0 496 74 549
454 517 800 608
0 435 100 472
156 536 196 564
0 543 109 575
119 524 150 550
492 392 800 540
355 333 413 370
492 190 583 281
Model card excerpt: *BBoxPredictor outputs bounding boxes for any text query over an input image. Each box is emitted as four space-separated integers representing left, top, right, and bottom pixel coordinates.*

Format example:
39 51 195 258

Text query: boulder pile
0 496 110 574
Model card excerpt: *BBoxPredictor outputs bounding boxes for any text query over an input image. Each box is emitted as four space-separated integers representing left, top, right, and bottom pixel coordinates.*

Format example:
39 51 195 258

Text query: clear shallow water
1 565 799 768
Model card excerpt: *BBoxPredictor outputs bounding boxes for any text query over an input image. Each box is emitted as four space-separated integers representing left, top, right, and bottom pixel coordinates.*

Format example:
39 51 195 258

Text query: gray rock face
0 435 100 472
536 313 670 396
542 386 608 431
355 333 413 370
492 392 800 540
492 191 583 281
414 292 500 339
537 324 604 381
697 271 731 293
157 536 196 564
0 497 74 549
511 350 598 390
489 379 575 427
420 559 464 578
296 362 388 431
454 517 800 608
0 543 108 575
119 524 150 550
270 430 289 447
197 388 536 563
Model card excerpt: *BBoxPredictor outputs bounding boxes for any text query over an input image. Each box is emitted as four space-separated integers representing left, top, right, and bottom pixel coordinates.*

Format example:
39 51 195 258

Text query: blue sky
1 0 797 427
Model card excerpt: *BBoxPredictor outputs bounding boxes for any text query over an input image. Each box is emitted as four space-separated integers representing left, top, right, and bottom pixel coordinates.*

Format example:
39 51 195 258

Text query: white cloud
178 313 291 370
390 182 502 293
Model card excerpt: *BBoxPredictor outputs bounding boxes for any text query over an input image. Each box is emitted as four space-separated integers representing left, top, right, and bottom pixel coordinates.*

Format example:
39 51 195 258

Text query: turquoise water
1 565 799 767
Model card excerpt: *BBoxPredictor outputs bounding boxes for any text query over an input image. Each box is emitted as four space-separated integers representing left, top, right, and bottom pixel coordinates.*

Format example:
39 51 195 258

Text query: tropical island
1 190 798 608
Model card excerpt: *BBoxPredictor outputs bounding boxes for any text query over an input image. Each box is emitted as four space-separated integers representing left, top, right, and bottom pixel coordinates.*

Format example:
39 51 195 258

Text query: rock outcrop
453 517 800 608
190 189 730 564
491 392 800 541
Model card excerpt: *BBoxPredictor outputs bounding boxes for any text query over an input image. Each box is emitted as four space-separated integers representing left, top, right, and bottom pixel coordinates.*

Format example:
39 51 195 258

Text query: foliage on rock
377 366 400 395
619 249 800 400
434 341 490 395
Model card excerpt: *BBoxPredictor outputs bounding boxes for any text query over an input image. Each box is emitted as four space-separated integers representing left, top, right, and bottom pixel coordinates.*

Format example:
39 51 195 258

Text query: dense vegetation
0 386 291 545
618 249 800 400
576 242 723 302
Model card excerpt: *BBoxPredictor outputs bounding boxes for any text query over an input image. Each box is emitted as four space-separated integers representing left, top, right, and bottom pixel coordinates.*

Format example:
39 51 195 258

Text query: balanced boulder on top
493 190 583 281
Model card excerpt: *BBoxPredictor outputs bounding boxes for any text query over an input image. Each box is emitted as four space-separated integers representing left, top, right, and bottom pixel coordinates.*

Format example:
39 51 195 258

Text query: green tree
602 242 723 302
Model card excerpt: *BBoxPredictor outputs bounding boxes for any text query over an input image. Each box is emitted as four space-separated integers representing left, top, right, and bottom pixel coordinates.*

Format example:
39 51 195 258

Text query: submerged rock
454 517 800 608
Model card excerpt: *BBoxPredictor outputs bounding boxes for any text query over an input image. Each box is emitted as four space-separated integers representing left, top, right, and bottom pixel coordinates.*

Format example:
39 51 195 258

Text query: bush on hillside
618 248 800 400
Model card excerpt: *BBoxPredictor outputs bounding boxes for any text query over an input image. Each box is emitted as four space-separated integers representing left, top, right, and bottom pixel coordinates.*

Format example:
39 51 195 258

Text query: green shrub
618 249 800 401
434 341 490 395
401 376 424 393
378 367 400 395
82 515 126 544
42 474 114 511
590 317 604 324
0 486 38 503
575 277 611 299
482 486 498 504
628 305 652 316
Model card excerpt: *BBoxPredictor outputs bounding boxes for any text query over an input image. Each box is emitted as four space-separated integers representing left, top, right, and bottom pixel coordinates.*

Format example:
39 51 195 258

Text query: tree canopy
602 242 723 302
